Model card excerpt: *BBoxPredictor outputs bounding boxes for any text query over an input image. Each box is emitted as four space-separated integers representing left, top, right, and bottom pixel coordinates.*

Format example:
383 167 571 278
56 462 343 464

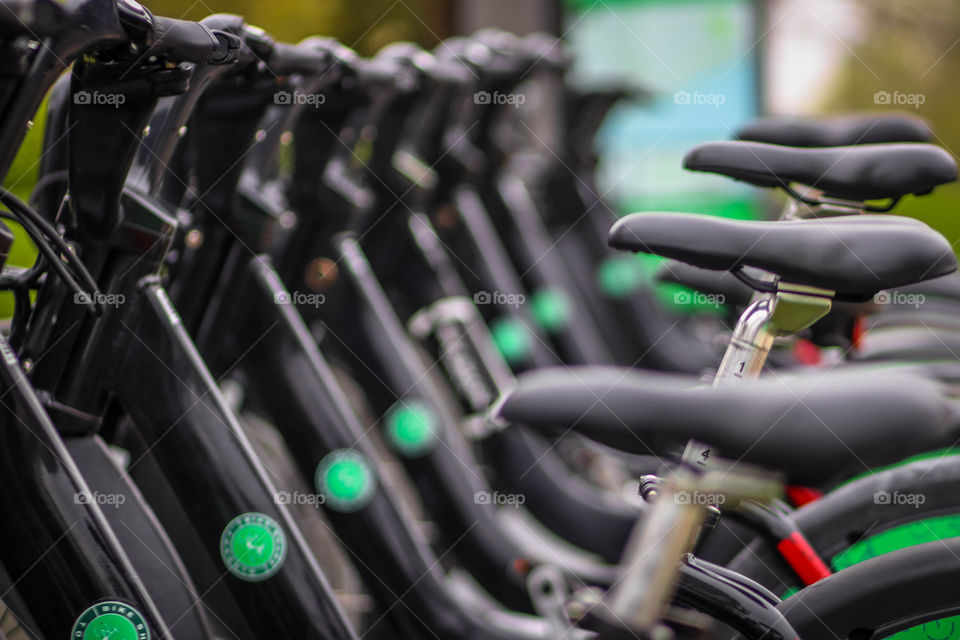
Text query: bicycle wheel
724 454 960 596
764 537 960 640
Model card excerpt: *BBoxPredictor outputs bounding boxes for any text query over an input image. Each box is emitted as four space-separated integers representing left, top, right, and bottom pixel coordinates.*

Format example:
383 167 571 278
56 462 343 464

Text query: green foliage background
142 0 449 54
822 1 960 252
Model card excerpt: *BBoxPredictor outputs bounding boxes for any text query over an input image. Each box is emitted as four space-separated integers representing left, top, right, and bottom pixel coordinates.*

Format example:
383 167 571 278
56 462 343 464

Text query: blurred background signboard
563 0 764 220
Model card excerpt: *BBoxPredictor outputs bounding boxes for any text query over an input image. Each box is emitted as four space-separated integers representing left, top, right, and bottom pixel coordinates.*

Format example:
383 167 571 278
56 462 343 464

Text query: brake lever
116 0 241 66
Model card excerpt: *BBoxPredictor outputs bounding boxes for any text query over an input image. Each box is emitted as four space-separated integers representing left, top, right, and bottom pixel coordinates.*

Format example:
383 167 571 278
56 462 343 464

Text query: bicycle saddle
897 271 960 300
495 367 958 484
608 213 957 301
683 141 956 200
856 325 960 362
736 114 932 147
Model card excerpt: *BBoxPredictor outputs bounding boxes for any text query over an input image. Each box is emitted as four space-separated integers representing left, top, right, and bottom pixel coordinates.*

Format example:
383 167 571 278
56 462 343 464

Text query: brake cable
0 185 106 327
738 500 832 586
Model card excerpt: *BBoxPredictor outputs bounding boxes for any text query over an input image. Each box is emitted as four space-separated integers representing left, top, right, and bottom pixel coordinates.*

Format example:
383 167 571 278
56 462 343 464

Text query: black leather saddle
608 213 957 301
496 367 958 485
899 271 960 300
736 115 932 147
683 141 957 201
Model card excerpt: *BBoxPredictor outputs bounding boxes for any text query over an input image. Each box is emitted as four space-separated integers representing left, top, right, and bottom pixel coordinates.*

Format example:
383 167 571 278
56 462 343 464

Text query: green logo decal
597 255 645 298
316 449 377 512
220 512 287 581
71 601 150 640
384 400 437 457
489 317 531 365
530 287 573 333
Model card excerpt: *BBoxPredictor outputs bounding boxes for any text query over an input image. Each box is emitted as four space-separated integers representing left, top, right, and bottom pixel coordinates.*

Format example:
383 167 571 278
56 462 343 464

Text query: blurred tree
824 0 960 250
143 0 453 53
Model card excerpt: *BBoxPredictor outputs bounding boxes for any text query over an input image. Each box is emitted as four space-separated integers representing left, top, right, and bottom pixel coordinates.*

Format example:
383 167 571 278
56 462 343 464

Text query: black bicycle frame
542 88 720 373
164 53 534 639
341 51 641 564
0 3 195 637
20 29 359 640
267 44 799 640
0 228 175 639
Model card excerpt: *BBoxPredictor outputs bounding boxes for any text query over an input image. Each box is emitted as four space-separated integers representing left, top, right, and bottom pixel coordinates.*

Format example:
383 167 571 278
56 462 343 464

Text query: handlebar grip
269 42 330 76
521 32 571 69
429 57 473 85
151 16 238 64
353 56 402 86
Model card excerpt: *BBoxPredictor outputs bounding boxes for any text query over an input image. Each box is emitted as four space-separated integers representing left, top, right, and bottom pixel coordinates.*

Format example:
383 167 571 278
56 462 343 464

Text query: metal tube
713 294 778 385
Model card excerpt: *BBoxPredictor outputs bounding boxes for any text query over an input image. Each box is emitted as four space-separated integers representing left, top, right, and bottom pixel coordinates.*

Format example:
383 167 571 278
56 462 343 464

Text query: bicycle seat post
783 185 872 220
598 467 783 635
712 293 778 385
682 282 832 468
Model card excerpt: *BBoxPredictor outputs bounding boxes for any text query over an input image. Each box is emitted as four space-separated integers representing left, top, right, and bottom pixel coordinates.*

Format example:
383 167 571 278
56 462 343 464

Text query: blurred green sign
564 0 762 219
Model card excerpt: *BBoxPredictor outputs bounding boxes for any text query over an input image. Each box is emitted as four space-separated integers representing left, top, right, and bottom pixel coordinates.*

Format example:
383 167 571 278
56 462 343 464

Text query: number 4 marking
698 449 711 466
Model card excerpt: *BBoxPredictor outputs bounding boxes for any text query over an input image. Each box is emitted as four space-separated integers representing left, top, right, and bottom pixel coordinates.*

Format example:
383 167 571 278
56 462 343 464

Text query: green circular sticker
384 400 437 457
71 601 150 640
530 287 573 332
316 449 377 512
220 512 287 581
597 255 644 298
489 317 531 365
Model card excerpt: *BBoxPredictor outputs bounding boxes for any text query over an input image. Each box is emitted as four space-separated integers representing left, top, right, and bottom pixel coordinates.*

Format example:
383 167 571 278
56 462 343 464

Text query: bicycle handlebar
430 57 473 85
521 32 571 70
353 55 405 87
269 42 330 77
151 16 239 64
436 37 520 81
377 42 472 86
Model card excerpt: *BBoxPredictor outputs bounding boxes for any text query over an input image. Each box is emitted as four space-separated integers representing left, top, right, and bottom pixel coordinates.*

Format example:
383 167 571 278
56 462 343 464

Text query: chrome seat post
712 294 778 385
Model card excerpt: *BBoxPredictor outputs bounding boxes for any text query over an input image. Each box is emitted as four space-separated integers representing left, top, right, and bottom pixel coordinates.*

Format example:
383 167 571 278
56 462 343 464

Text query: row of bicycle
2 0 960 639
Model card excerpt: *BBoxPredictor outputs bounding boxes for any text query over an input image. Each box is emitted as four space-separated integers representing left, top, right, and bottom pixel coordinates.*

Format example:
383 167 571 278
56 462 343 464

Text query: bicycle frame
163 64 550 638
267 43 803 638
0 255 174 639
280 57 642 567
19 32 360 640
